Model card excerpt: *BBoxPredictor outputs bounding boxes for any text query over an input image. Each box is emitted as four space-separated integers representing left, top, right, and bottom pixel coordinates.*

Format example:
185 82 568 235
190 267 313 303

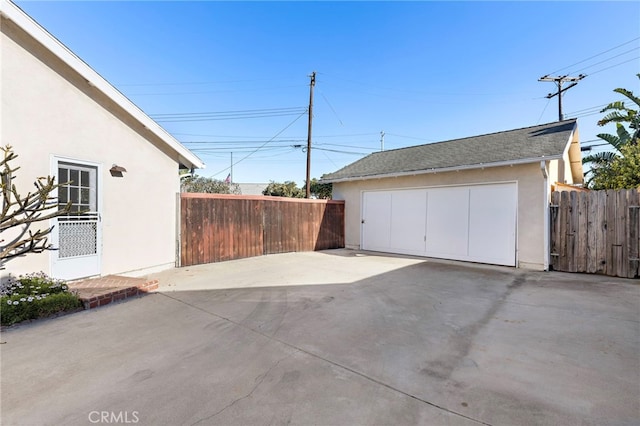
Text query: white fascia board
562 122 578 158
322 155 564 184
1 0 205 170
563 122 584 184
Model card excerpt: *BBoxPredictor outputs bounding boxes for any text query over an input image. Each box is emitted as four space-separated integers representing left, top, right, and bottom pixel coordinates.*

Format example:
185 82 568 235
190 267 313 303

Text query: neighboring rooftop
322 119 578 183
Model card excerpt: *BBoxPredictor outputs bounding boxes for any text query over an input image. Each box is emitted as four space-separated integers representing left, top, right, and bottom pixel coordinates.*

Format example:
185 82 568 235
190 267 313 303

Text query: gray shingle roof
321 119 577 182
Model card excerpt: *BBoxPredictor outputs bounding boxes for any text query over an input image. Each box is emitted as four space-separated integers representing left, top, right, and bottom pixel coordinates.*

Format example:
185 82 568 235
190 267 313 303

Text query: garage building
321 120 583 270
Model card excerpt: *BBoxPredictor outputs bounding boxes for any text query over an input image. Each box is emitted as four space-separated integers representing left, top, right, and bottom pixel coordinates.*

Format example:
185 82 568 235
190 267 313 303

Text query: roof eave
1 0 205 170
321 155 564 184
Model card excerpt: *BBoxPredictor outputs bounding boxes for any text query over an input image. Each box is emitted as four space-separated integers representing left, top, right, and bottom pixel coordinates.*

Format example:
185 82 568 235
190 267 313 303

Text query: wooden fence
179 193 345 267
550 189 639 278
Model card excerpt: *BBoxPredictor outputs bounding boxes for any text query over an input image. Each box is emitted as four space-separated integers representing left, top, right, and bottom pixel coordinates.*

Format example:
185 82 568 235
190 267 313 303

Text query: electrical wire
150 107 307 122
588 57 640 76
312 147 369 156
182 139 305 145
198 149 297 159
320 149 340 169
545 37 640 76
151 107 305 117
117 77 294 87
565 102 611 116
126 85 307 96
317 142 378 150
190 146 295 152
320 73 499 97
385 133 435 142
208 111 308 178
536 98 552 124
318 88 344 126
565 98 630 119
572 48 639 74
176 132 377 139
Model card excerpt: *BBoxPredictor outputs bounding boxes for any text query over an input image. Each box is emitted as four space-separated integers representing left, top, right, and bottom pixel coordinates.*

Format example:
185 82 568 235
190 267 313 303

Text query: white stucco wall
562 150 574 184
332 162 548 270
2 17 180 279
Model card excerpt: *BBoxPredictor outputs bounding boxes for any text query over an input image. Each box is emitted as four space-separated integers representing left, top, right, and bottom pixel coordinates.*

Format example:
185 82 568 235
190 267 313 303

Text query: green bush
1 272 82 326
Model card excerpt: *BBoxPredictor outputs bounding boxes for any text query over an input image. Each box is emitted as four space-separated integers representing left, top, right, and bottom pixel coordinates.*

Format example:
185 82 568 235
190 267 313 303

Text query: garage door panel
389 190 427 254
362 183 517 267
426 187 469 258
362 191 392 251
468 184 516 266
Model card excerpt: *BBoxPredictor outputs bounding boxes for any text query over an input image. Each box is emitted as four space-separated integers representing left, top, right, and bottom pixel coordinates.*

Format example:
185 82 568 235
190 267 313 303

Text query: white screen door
51 161 101 280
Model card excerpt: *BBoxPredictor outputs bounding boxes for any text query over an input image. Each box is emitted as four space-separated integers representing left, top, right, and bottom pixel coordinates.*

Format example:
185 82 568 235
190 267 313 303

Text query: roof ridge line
368 119 578 156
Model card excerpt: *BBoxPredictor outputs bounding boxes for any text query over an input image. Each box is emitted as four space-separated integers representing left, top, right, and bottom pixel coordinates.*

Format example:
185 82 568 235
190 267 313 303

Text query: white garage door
362 183 517 266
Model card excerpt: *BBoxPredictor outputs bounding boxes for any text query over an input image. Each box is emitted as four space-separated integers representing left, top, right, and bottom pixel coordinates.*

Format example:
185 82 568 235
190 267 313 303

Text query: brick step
67 275 158 310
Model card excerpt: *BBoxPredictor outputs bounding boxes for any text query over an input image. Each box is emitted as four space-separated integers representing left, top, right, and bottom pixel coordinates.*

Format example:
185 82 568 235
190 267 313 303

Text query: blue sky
14 1 640 185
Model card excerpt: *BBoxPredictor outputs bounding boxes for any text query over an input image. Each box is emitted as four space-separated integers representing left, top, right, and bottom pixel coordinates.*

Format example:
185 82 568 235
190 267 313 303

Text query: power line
190 146 295 152
188 140 381 153
536 98 552 124
589 56 640 76
154 112 306 122
565 102 612 115
173 132 378 139
319 149 340 169
151 108 308 123
572 48 639 74
151 106 306 117
545 37 640 75
321 73 515 97
318 88 344 126
117 77 294 87
312 147 368 156
155 112 307 123
317 142 379 150
126 84 307 96
569 111 603 119
208 110 308 178
202 149 298 160
566 98 630 119
384 133 435 142
182 139 305 145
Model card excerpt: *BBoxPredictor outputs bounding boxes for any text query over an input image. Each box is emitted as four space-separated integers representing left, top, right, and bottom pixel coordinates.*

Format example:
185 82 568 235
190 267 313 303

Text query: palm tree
583 74 639 186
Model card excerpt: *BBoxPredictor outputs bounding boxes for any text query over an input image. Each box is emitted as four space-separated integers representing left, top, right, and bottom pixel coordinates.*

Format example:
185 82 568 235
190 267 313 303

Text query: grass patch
1 272 82 326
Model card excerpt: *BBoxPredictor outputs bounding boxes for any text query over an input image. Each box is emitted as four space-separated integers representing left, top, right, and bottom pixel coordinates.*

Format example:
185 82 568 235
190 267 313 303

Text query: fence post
549 192 560 271
576 191 588 273
628 188 640 278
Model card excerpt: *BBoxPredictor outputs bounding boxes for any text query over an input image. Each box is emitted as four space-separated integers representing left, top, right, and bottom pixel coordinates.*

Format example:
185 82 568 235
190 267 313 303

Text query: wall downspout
540 160 550 271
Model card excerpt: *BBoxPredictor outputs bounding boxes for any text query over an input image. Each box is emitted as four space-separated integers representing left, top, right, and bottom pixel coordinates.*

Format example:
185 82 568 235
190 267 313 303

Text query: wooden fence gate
179 193 345 267
549 189 639 278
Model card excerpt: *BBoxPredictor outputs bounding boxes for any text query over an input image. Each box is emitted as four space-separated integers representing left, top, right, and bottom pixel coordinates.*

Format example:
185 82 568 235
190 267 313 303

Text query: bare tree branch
0 145 71 265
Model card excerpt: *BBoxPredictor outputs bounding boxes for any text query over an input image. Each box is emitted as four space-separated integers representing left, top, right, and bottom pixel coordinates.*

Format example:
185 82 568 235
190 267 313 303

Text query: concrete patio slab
1 250 638 426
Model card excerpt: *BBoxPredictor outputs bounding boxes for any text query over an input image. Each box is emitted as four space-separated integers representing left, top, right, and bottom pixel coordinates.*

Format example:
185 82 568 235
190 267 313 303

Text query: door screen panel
57 163 98 259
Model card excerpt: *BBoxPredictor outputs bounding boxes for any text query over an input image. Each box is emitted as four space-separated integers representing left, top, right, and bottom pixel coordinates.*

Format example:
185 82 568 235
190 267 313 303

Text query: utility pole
306 71 316 199
538 74 586 121
230 152 233 183
380 131 385 151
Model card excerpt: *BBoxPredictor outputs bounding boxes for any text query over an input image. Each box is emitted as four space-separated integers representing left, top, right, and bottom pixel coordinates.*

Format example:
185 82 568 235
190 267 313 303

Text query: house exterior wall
2 17 179 279
332 162 547 270
562 151 574 184
548 159 560 185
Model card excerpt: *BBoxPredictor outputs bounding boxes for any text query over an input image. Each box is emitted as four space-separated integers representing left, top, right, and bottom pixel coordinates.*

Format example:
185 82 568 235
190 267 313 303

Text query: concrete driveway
1 250 638 426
